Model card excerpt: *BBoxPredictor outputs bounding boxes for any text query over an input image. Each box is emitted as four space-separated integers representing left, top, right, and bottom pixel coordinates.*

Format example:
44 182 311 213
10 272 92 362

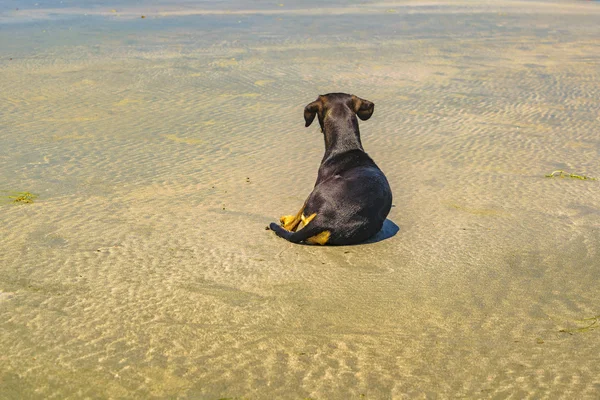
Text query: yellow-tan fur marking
306 230 331 245
301 213 316 226
280 215 297 229
279 202 306 231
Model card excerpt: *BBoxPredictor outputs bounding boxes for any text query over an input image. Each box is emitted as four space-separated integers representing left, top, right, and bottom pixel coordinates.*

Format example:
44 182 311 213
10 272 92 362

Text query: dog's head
304 93 374 132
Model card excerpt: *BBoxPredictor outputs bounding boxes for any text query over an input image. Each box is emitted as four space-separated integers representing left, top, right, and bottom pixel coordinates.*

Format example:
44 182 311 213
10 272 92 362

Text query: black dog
269 93 392 245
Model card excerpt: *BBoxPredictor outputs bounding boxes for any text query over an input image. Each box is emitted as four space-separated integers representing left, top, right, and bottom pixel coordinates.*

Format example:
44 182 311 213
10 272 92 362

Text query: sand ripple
2 1 600 398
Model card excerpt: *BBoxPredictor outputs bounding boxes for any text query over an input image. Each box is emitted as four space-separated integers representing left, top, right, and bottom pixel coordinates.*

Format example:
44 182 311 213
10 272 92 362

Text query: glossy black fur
270 93 393 245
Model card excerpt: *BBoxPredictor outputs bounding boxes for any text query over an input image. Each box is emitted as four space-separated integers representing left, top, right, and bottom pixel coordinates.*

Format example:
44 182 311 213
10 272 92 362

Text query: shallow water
2 1 600 398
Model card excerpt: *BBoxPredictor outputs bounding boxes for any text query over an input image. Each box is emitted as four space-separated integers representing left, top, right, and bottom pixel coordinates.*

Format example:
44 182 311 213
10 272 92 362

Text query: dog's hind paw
279 215 296 229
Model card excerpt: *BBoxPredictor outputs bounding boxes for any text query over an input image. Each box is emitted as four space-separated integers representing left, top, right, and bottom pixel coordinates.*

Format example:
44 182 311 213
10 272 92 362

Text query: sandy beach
1 0 600 398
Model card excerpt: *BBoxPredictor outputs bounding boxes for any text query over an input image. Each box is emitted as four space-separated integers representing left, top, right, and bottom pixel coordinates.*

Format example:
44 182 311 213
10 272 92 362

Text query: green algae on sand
1 191 38 204
545 170 597 181
559 315 600 335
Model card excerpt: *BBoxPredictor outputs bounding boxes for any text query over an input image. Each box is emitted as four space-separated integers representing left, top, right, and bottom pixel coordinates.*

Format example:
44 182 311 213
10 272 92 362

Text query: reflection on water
1 1 600 398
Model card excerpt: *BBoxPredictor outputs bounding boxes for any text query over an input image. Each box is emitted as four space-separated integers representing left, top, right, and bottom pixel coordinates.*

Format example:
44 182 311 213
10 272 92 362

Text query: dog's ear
352 95 375 121
304 99 322 127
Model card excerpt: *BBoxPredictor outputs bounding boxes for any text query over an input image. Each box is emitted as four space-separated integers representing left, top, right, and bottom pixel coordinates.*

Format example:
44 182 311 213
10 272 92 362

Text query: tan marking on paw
279 202 307 231
300 213 317 227
306 230 331 245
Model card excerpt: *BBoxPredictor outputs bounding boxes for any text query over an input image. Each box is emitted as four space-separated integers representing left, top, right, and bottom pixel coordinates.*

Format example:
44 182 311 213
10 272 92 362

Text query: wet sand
1 1 600 398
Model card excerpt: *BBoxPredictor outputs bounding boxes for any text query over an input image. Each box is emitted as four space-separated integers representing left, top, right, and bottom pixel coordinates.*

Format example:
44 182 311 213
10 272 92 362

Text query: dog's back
270 93 392 245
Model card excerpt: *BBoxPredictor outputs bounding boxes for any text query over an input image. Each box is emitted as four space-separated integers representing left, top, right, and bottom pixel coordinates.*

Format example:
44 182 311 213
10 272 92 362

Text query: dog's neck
321 112 364 161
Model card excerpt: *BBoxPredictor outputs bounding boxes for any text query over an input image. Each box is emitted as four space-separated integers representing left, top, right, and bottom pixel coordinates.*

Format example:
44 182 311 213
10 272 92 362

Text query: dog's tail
269 222 326 244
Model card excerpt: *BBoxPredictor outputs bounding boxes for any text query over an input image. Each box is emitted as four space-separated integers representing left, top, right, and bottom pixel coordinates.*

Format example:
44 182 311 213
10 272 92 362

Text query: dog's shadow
361 219 399 245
